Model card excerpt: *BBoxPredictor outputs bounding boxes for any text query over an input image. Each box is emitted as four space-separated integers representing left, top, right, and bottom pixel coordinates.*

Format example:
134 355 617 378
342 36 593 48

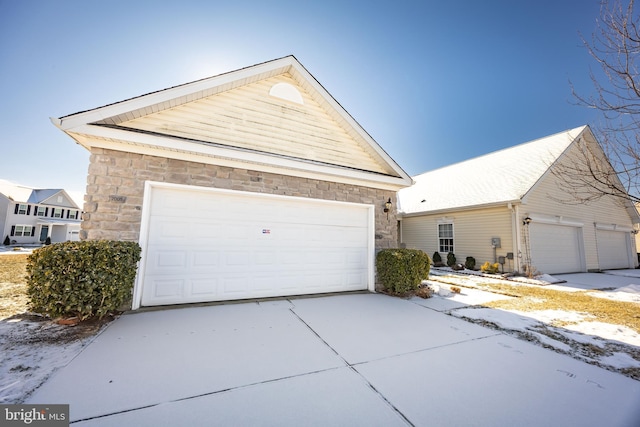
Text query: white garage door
136 183 373 307
529 223 584 274
597 229 633 270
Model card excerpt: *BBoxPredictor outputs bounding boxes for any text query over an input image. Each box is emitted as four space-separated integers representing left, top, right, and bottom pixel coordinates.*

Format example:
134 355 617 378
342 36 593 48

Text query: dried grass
434 276 640 333
0 254 29 319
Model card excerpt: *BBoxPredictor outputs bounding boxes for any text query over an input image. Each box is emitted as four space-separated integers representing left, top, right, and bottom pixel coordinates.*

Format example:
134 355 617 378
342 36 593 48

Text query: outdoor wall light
383 198 392 219
523 216 532 226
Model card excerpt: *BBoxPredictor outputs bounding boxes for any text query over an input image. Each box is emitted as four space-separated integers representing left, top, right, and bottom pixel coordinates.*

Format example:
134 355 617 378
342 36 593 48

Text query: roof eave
398 199 522 218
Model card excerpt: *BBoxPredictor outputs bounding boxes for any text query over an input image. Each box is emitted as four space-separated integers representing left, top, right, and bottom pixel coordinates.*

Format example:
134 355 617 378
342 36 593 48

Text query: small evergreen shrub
432 251 443 266
26 240 142 320
3 235 9 246
376 249 431 295
44 236 51 245
480 261 500 274
465 256 476 270
446 252 456 267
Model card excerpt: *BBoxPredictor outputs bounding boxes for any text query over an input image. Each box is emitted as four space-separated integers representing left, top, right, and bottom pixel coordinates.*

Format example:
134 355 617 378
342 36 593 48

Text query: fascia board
290 61 412 183
398 200 521 218
69 124 410 190
520 126 586 205
57 57 297 130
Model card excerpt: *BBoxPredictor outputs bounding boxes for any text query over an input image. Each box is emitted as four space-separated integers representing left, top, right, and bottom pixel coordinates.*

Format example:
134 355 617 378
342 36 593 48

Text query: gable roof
52 55 412 191
0 180 80 209
398 126 588 215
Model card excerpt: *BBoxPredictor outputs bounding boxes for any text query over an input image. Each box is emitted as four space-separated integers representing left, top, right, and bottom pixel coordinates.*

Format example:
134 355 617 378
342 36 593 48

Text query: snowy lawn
424 268 640 380
0 253 111 403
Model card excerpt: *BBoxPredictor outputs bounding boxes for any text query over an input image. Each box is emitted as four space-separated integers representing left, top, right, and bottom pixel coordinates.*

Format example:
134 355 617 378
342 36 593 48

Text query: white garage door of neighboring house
135 183 373 307
529 223 584 274
596 229 633 270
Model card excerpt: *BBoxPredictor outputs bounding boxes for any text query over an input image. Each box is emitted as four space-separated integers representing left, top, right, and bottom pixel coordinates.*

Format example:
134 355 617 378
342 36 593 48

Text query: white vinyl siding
117 74 392 175
401 207 514 269
524 140 636 271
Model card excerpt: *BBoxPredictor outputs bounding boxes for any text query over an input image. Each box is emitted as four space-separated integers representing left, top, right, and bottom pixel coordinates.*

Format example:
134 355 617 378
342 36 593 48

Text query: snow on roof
398 126 587 215
0 179 80 208
0 179 35 203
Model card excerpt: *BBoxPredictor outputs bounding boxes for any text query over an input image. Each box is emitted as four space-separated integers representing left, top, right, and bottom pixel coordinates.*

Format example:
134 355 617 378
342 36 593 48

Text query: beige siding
524 141 636 271
401 207 515 270
116 74 392 175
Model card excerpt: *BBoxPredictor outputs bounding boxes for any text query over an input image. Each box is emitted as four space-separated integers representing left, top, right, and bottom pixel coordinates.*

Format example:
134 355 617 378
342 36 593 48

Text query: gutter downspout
511 203 522 273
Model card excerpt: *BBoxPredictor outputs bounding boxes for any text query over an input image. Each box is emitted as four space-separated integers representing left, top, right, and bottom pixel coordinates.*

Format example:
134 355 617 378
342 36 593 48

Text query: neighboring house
52 55 412 309
0 180 81 245
398 126 640 275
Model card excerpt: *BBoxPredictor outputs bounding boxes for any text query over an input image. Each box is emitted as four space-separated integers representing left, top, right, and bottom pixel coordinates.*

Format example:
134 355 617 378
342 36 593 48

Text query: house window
52 208 63 218
67 210 78 219
36 206 47 217
438 223 454 253
12 225 34 237
16 204 29 215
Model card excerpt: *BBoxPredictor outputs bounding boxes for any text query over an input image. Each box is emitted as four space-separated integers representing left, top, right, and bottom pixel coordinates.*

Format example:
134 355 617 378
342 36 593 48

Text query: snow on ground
423 269 640 378
0 315 107 404
2 269 639 404
587 285 640 303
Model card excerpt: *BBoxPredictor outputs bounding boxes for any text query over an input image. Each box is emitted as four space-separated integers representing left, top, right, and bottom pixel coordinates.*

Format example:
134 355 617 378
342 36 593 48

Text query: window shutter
26 205 31 215
33 206 38 216
10 226 15 236
31 227 35 237
14 205 18 214
61 209 65 218
45 207 49 217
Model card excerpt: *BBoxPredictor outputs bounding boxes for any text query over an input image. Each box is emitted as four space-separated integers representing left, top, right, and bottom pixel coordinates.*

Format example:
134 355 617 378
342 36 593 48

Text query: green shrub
446 252 456 267
3 235 9 246
465 256 476 270
480 261 500 274
432 251 443 266
376 249 431 295
26 240 142 320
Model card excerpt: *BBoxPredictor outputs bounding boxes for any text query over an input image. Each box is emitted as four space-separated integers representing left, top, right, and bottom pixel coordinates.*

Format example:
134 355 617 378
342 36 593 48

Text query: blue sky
0 0 604 197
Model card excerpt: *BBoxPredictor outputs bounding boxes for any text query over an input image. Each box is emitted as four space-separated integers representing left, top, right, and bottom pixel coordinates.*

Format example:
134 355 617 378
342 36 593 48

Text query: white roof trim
54 56 412 188
64 125 408 190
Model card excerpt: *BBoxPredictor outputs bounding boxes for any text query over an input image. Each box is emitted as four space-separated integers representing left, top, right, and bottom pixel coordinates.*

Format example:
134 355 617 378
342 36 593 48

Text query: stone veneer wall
82 148 398 249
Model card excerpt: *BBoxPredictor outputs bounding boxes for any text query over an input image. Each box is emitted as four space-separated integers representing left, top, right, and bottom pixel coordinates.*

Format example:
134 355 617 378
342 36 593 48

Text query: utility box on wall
491 237 501 248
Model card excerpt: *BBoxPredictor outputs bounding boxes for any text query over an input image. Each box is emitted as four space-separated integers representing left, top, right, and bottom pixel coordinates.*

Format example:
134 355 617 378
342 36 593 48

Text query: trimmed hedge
376 249 431 294
26 240 141 320
465 256 476 270
446 252 456 267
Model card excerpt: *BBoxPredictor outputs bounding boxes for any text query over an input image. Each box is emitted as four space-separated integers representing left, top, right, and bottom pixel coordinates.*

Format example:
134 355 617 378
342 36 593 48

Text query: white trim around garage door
132 181 375 309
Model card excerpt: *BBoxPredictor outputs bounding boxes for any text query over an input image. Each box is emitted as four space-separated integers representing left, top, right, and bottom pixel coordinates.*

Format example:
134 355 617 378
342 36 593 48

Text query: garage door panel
597 230 632 270
139 185 372 306
191 279 219 296
529 223 583 274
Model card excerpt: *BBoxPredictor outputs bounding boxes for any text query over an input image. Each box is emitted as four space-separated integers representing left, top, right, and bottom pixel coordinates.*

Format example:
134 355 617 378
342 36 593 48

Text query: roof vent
269 83 304 105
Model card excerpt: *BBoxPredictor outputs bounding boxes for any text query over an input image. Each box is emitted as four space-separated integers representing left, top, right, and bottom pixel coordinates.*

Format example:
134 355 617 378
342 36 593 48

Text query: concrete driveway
27 293 640 426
